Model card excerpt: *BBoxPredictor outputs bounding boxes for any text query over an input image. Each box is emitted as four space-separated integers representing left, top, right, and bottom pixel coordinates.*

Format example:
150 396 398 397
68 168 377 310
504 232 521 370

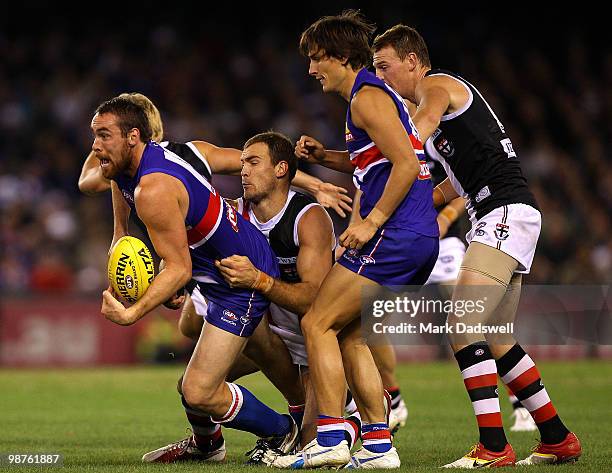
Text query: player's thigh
178 294 205 340
460 241 518 287
184 321 248 392
303 263 379 335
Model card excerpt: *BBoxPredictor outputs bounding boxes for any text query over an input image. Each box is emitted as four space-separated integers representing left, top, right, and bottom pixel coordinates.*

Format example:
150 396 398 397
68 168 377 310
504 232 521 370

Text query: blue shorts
197 256 279 338
339 227 439 286
204 293 267 337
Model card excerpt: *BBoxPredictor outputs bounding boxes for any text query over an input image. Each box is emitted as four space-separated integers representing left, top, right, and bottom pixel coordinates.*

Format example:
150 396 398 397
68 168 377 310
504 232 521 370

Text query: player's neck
250 187 290 223
126 142 147 177
339 68 361 101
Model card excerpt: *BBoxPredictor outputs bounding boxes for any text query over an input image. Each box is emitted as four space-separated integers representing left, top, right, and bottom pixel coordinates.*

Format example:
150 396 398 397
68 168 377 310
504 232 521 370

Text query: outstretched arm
192 140 352 217
79 151 111 195
295 135 355 174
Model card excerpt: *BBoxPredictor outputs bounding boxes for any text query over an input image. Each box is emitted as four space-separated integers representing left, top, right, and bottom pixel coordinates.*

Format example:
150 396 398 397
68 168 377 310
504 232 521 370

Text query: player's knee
181 376 225 415
301 309 339 339
300 310 320 339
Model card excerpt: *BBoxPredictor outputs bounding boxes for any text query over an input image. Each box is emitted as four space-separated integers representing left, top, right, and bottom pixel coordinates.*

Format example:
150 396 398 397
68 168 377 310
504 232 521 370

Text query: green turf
1 361 610 472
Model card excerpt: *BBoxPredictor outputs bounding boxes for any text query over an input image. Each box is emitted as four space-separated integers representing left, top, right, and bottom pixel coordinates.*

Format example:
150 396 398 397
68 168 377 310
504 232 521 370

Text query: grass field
1 361 610 472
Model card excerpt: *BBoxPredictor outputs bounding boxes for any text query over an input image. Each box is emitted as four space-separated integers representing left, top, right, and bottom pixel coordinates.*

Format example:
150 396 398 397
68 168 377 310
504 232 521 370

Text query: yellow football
107 236 155 303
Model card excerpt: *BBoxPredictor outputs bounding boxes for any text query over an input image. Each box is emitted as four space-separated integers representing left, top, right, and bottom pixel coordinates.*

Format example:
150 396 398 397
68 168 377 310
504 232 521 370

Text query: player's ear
275 161 289 179
406 52 419 70
127 128 140 146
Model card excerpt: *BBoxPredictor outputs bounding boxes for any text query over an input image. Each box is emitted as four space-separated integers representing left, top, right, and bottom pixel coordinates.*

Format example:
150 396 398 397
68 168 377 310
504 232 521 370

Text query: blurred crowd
1 9 609 295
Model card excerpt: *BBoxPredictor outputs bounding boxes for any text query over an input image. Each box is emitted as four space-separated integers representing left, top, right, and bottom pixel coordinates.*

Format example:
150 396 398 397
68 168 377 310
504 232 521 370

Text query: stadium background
1 4 610 472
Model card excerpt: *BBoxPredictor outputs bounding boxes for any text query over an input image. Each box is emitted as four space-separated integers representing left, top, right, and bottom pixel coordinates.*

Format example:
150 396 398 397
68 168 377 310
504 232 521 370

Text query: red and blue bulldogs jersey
115 142 278 335
346 69 438 237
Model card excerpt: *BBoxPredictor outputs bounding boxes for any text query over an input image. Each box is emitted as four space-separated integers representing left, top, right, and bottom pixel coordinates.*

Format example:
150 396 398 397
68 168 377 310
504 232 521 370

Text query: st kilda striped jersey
346 69 438 236
235 190 335 283
115 141 276 287
423 69 538 221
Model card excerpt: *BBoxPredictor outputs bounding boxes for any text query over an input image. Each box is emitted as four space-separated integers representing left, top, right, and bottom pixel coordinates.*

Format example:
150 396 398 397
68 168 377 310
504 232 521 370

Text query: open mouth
100 158 110 168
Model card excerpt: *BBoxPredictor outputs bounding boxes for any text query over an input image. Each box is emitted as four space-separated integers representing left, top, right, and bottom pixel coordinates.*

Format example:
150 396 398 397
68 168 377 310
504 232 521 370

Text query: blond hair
118 92 164 142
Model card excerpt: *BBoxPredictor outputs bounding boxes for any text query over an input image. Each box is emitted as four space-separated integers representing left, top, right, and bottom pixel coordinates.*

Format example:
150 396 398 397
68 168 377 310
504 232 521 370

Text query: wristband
252 270 274 294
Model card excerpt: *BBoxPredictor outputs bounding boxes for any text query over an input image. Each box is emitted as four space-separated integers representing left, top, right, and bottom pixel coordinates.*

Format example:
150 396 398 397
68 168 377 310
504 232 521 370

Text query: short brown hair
244 131 298 181
95 97 153 143
373 24 431 67
299 10 376 70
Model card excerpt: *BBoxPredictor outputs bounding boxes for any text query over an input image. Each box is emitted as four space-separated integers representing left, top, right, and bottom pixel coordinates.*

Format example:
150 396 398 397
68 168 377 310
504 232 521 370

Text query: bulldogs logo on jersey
225 204 239 233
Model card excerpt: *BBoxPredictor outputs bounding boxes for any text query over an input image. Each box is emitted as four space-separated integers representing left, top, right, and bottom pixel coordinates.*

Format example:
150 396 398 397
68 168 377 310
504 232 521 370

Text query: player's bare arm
295 135 355 173
437 196 466 238
433 177 460 207
101 173 192 325
109 181 131 252
217 206 333 315
194 140 351 217
413 75 468 142
292 173 353 218
78 150 111 195
340 86 420 249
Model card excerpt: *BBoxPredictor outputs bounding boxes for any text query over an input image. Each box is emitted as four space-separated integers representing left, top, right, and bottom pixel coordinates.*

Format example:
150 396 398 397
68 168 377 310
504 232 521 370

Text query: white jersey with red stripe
346 69 438 236
115 142 278 289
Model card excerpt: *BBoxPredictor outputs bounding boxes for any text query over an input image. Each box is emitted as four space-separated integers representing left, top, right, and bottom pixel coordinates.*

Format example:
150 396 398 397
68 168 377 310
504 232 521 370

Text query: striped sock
344 411 362 449
288 403 305 430
317 415 345 447
387 386 403 410
455 343 507 452
213 383 291 438
361 423 392 453
497 344 570 444
344 390 358 416
181 395 223 451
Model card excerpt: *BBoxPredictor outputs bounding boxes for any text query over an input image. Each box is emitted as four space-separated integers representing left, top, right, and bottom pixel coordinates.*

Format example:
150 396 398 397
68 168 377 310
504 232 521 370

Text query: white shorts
466 204 541 274
190 285 209 316
269 303 308 366
425 236 466 284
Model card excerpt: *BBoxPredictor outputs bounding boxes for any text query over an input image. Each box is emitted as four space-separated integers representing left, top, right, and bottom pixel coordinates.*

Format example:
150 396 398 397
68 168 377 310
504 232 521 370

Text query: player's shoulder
288 190 317 208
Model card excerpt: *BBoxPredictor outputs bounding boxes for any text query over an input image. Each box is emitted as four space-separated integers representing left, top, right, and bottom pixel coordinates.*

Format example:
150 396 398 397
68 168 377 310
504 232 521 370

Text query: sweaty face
241 142 279 203
308 49 346 93
90 113 132 179
373 46 413 99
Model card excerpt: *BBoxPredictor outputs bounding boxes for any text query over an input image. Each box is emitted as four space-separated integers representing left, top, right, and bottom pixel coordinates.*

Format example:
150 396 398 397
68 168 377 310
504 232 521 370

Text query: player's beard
102 143 132 179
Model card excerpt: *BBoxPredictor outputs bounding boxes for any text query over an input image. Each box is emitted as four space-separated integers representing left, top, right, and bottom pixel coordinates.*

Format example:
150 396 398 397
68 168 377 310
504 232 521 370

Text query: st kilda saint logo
434 133 455 158
495 223 510 241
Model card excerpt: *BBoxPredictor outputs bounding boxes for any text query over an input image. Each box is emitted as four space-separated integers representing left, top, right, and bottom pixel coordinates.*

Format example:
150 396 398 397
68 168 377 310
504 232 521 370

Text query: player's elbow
78 177 110 195
178 267 192 288
415 113 440 142
78 178 98 195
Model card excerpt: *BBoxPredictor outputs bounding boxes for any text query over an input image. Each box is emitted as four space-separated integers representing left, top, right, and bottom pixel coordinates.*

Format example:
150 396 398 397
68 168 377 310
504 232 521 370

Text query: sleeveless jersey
346 68 438 237
423 69 538 221
114 141 277 289
236 190 335 283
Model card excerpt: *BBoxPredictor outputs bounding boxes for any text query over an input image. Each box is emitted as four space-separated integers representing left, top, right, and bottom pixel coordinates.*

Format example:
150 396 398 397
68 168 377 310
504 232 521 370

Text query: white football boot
344 446 401 469
388 399 408 433
509 407 537 432
264 439 351 469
